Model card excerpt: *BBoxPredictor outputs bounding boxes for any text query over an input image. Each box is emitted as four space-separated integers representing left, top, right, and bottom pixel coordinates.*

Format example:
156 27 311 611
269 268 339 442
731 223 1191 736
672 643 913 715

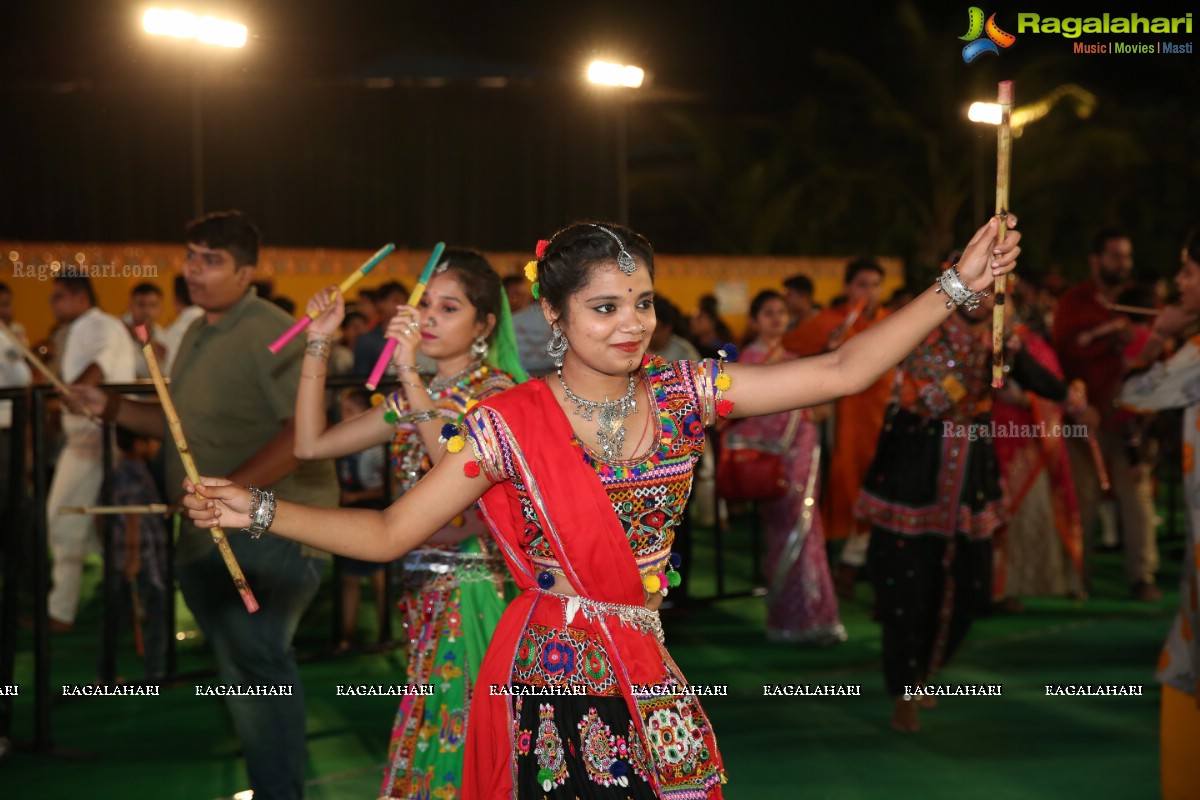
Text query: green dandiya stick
366 242 446 391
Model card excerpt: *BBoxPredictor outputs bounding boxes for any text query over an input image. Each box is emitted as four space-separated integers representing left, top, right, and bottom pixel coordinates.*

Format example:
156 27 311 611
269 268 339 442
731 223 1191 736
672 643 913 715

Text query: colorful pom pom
537 571 555 590
610 761 629 785
463 461 481 478
531 281 541 300
535 239 551 258
447 435 466 454
383 410 399 424
465 398 478 411
668 552 682 568
524 260 539 282
643 574 661 593
451 514 465 527
440 423 458 441
666 569 681 588
718 343 739 362
716 398 734 418
370 393 385 407
715 373 732 392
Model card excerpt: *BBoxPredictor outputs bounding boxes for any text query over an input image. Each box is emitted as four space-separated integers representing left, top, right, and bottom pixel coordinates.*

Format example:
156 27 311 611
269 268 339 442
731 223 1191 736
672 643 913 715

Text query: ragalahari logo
960 7 1017 62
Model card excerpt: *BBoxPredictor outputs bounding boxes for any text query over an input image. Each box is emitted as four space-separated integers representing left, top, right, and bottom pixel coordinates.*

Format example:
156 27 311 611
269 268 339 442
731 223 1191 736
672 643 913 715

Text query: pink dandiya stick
136 325 259 614
366 242 446 391
267 243 396 354
991 80 1014 389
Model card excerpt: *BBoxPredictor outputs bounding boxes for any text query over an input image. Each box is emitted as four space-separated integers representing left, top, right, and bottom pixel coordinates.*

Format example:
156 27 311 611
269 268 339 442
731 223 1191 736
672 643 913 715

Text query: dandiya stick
0 318 100 422
1101 302 1160 317
60 504 170 515
267 243 397 354
135 325 259 613
1070 379 1111 491
838 297 869 335
991 80 1014 389
366 242 446 391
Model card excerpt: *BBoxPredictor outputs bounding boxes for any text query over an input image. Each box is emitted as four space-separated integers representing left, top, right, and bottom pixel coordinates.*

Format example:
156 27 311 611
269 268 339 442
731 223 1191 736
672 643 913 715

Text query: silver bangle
304 337 332 362
401 409 442 424
935 266 984 311
243 486 276 539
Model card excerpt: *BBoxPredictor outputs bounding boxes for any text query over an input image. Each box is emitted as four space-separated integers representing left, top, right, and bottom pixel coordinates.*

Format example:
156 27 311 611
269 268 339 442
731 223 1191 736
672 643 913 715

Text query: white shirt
61 307 137 439
0 322 33 429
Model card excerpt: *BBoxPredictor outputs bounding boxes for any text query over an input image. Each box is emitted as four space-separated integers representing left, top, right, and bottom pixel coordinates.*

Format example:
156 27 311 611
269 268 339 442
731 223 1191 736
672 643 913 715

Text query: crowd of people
1 212 1197 799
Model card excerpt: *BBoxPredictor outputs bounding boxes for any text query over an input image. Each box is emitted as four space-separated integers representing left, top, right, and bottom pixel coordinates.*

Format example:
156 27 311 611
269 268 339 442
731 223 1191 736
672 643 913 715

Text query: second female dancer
295 248 525 799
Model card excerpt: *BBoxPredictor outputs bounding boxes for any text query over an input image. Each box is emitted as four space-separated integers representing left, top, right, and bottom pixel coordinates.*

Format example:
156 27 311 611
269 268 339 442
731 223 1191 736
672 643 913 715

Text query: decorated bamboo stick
991 80 1014 389
0 318 100 422
59 504 170 515
135 325 259 614
267 243 396 354
366 242 446 391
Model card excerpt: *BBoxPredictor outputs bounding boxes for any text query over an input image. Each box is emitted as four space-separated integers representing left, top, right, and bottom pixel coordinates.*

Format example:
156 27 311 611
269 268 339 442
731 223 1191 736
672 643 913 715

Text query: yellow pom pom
524 260 539 282
715 373 732 392
451 514 466 528
465 398 479 411
370 393 385 407
642 574 661 593
447 435 466 454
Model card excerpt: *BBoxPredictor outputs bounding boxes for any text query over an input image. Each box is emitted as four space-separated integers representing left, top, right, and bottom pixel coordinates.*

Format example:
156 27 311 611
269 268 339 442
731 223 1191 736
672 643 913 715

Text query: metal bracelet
401 409 442 424
304 338 332 362
935 266 983 311
243 486 275 539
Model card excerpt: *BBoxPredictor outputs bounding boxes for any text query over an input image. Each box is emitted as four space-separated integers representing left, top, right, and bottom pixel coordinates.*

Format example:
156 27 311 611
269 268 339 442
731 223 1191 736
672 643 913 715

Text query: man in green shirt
76 211 337 800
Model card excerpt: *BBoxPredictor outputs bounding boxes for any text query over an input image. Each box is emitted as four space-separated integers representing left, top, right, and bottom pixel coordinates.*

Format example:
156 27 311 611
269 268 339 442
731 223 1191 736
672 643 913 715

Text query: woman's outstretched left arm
724 215 1020 417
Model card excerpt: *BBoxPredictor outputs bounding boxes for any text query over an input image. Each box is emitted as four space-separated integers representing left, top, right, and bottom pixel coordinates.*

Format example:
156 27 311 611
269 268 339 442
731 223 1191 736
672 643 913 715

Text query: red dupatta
463 379 721 799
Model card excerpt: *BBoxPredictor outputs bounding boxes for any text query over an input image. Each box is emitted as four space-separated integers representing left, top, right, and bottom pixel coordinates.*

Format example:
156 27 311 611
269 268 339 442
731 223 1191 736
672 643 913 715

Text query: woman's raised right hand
306 286 345 338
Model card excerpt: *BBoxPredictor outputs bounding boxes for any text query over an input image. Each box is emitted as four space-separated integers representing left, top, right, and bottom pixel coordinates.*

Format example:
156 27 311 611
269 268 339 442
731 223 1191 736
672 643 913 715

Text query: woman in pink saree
733 290 844 643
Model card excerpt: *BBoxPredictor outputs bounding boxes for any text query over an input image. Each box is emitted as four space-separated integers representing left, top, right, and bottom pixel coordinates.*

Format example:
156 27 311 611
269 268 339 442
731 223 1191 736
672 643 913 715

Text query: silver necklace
429 360 483 394
557 369 638 460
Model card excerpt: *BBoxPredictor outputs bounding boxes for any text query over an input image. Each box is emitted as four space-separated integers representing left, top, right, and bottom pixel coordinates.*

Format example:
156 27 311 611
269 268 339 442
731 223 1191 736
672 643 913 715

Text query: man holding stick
71 211 338 800
46 276 137 631
1052 228 1160 600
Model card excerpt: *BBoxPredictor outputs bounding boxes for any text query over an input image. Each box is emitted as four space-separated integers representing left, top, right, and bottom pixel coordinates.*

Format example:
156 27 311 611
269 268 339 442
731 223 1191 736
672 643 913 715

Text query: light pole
143 8 248 217
587 60 644 226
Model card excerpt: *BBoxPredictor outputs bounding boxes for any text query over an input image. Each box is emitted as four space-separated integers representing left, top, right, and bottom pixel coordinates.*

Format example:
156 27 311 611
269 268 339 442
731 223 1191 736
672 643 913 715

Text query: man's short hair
53 275 97 306
783 274 814 296
185 210 260 267
1090 227 1130 256
131 281 163 298
375 281 409 300
844 257 884 285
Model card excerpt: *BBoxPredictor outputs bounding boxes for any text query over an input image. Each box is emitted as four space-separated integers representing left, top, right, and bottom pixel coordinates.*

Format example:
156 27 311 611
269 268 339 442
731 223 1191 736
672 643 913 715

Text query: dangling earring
471 336 489 360
546 325 569 367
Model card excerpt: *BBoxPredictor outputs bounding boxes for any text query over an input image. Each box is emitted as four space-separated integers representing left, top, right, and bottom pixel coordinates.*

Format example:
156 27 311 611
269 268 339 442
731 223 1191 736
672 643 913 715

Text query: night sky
1 1 1196 261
